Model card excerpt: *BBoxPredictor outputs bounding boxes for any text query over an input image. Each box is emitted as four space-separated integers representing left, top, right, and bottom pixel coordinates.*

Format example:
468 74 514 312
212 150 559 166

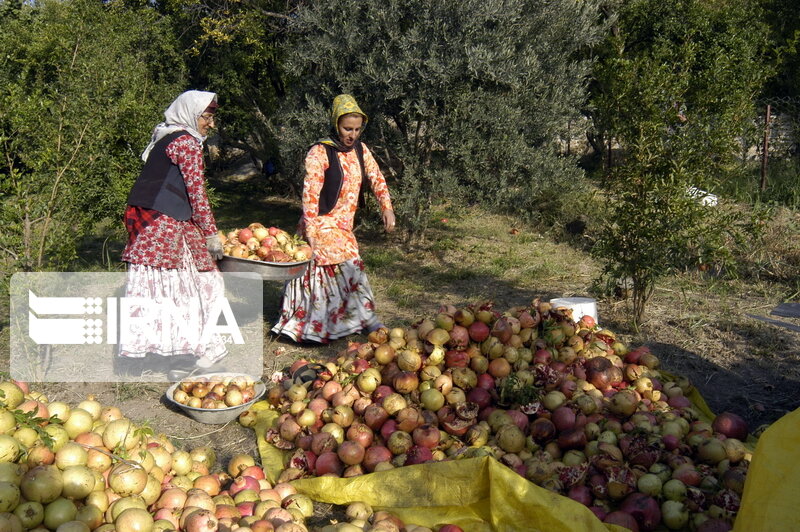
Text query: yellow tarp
251 401 620 531
733 407 800 531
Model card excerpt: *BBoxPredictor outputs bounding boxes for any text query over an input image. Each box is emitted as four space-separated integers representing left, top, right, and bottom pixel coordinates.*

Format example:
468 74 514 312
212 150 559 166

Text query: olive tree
273 0 606 235
590 0 773 325
0 0 186 275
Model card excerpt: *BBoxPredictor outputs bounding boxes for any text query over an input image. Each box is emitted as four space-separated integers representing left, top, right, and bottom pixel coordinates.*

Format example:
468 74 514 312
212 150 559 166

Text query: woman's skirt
118 237 228 364
271 257 381 344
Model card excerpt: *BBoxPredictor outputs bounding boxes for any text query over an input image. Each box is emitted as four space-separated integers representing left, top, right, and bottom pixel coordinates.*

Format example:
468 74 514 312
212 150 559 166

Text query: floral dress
272 142 393 343
121 134 217 270
119 134 227 363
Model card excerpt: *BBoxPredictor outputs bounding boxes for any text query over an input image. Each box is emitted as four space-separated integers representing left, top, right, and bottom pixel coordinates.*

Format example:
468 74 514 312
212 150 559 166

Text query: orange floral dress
299 143 393 265
271 142 393 343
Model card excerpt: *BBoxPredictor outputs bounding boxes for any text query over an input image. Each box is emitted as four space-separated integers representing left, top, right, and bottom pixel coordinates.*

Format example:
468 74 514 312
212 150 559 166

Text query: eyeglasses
199 114 217 123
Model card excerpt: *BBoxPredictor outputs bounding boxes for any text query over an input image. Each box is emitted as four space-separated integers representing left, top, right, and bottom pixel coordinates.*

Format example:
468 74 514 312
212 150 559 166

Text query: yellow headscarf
317 94 368 152
329 94 368 130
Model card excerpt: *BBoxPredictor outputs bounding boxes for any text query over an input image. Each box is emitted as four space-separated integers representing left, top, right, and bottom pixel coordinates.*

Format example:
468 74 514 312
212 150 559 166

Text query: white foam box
549 297 598 324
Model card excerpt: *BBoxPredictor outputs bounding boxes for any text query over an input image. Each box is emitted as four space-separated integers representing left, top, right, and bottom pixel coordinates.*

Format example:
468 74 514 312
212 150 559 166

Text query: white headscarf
141 90 218 161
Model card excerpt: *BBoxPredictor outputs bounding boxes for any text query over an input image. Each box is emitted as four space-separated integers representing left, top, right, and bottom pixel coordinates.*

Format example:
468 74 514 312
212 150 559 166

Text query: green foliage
497 372 540 408
0 0 185 275
761 0 800 99
590 0 774 325
275 0 605 236
156 0 293 169
721 159 800 209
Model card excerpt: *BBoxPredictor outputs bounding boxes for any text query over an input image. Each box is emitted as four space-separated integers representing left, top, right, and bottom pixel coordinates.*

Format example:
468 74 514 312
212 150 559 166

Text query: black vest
127 131 193 221
318 142 367 216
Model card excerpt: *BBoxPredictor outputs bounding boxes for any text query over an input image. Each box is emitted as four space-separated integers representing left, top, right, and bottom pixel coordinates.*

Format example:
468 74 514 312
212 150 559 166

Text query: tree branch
36 122 90 268
239 1 294 21
0 246 19 260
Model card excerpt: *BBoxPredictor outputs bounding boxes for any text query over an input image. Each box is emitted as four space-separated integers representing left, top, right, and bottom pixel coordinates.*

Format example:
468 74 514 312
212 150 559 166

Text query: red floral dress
299 143 392 264
119 134 226 363
272 143 393 343
121 134 218 270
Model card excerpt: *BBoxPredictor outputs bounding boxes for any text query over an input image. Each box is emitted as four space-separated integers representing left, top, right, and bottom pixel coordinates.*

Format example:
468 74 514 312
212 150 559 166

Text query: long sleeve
301 144 329 240
168 135 218 237
362 144 393 213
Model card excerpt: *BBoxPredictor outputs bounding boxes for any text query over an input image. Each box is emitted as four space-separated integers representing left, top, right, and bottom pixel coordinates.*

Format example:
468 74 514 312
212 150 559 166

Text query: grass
434 267 478 283
720 159 800 209
384 280 424 310
354 206 600 328
112 382 160 402
361 249 404 269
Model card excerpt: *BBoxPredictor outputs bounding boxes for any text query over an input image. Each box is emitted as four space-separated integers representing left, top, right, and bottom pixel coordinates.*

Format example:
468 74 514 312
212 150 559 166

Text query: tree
761 0 800 100
273 0 606 235
152 0 296 171
590 0 773 325
0 0 186 275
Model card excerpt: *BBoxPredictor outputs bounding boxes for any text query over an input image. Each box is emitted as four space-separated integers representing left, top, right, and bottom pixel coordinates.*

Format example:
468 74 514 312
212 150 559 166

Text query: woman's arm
168 135 217 236
301 144 329 247
363 144 395 231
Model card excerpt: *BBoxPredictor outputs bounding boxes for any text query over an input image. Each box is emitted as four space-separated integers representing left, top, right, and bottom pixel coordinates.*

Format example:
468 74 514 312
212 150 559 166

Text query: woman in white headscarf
119 90 227 369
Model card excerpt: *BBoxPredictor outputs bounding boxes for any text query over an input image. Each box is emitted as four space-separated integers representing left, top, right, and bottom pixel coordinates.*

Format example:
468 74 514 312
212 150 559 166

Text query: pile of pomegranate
0 380 440 531
220 223 311 263
0 381 320 531
263 300 751 532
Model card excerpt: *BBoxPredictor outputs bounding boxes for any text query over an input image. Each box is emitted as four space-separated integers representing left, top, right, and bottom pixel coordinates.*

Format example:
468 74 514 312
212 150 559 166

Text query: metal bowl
218 255 310 281
165 372 266 424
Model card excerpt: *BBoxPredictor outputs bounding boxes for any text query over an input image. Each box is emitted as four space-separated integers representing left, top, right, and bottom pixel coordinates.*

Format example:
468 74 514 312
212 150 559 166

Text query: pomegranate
363 446 392 472
314 452 343 476
183 509 218 532
711 412 748 441
468 321 490 342
363 404 390 430
411 425 440 449
567 485 593 507
445 350 469 368
604 511 639 531
447 326 470 349
346 423 374 448
551 406 576 432
476 373 494 390
229 475 259 497
620 492 661 531
392 372 419 394
387 431 413 455
529 418 556 443
466 387 491 409
337 441 365 466
380 419 398 441
405 445 433 465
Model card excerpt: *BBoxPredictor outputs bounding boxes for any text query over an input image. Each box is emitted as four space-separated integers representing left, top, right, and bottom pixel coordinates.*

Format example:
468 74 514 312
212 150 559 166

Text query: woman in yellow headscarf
272 94 396 343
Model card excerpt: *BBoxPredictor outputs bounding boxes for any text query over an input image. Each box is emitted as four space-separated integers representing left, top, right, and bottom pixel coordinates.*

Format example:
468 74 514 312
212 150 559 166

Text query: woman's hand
205 235 224 261
383 210 396 233
306 235 318 259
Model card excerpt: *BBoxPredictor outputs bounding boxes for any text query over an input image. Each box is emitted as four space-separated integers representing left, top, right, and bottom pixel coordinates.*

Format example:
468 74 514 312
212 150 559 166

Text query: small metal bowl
165 373 266 425
218 255 310 281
